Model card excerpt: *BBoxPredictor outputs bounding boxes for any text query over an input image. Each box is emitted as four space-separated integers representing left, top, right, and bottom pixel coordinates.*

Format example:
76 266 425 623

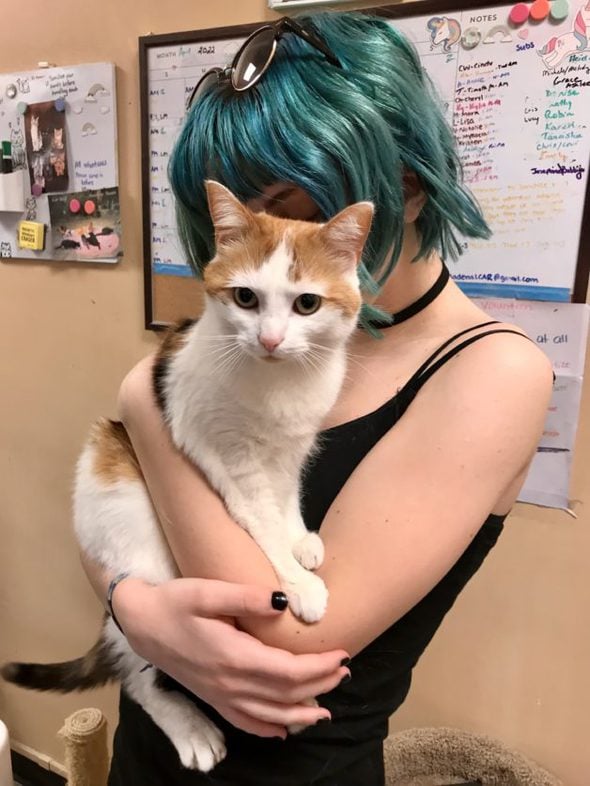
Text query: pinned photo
24 100 69 195
48 187 122 262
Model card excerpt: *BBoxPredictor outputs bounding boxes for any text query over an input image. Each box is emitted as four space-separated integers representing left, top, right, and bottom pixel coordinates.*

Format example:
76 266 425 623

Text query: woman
82 11 552 785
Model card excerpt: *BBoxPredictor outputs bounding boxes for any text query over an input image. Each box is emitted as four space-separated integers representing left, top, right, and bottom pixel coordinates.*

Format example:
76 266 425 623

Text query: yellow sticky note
18 220 45 250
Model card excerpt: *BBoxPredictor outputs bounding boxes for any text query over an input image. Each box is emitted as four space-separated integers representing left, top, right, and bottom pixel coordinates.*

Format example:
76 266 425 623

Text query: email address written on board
451 272 540 284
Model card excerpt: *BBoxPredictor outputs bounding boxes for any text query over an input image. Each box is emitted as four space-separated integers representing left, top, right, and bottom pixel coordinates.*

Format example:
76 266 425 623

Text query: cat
52 127 64 150
0 241 12 258
1 181 373 772
30 115 42 153
10 124 26 171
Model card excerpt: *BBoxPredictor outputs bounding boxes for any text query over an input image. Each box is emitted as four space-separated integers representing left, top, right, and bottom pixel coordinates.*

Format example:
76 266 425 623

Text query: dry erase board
140 1 590 328
0 63 120 263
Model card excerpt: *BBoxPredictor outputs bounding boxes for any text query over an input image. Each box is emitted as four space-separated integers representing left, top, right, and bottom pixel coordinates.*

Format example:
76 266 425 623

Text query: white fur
73 233 361 771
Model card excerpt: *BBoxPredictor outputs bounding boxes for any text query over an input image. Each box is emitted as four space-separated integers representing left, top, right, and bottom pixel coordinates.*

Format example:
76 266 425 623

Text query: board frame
139 1 590 329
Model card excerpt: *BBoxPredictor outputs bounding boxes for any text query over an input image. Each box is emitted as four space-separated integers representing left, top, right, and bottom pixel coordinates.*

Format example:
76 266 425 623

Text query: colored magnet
530 0 550 19
31 183 43 197
54 98 66 112
6 84 17 99
461 26 482 48
509 3 530 24
550 0 569 20
69 198 81 214
17 220 46 250
83 199 96 215
17 101 28 115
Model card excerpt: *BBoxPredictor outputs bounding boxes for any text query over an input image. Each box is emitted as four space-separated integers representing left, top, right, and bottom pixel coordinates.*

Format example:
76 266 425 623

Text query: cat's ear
320 202 374 269
205 180 254 248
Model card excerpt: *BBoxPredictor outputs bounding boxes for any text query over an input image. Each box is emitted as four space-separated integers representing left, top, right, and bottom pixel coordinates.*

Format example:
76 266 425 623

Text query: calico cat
1 181 372 772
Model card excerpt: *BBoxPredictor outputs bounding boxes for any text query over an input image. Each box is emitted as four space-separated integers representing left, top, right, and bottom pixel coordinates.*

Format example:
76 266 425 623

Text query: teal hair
168 11 490 327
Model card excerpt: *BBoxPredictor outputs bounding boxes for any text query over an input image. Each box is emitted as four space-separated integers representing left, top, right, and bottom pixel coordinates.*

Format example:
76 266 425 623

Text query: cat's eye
293 293 321 315
233 287 258 309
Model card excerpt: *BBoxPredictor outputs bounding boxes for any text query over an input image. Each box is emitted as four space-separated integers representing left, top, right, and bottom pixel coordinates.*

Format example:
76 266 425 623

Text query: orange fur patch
90 419 142 484
204 212 362 318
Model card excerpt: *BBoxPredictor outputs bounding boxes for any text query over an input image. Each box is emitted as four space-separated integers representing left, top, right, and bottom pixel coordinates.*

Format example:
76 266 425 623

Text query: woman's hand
113 576 350 738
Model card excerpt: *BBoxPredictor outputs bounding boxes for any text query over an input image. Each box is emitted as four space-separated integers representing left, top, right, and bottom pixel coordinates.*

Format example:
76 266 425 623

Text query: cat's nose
259 335 283 353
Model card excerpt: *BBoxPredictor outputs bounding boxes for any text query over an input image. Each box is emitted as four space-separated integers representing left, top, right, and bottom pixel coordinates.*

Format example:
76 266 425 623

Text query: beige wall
0 1 587 784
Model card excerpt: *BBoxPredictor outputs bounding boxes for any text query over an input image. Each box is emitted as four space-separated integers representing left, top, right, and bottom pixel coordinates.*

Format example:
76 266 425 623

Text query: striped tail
1 626 119 693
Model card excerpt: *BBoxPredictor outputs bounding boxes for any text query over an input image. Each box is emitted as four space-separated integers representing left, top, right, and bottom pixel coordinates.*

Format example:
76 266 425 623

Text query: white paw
173 715 226 772
293 532 324 570
288 697 319 735
287 573 328 623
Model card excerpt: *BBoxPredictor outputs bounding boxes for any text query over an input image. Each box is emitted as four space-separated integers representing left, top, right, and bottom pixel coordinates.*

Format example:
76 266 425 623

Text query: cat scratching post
59 708 109 786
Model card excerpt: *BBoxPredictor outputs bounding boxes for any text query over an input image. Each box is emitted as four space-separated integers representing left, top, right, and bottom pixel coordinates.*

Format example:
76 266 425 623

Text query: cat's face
203 181 372 364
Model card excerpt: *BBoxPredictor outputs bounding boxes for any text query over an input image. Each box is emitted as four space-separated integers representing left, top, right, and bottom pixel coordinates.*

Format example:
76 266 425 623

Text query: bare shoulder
387 321 554 488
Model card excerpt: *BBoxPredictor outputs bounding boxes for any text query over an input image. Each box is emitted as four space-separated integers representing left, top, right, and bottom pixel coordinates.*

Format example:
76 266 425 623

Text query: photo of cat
48 187 122 261
24 100 69 194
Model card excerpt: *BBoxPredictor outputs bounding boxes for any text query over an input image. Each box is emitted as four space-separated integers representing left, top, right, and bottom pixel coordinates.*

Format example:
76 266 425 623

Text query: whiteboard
391 2 590 301
0 62 118 261
140 4 590 317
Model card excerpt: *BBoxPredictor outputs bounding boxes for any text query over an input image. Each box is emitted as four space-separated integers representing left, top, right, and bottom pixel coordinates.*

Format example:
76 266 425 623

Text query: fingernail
316 717 331 725
340 657 350 666
271 591 288 611
340 672 351 685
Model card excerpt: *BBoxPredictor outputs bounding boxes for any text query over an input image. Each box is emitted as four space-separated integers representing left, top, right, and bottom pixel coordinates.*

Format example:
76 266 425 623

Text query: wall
0 1 587 784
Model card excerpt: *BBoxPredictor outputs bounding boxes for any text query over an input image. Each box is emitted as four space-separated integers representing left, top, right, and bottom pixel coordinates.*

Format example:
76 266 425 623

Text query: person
81 11 553 785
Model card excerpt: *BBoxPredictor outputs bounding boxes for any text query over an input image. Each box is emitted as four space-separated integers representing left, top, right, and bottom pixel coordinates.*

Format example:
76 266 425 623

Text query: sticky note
17 220 45 250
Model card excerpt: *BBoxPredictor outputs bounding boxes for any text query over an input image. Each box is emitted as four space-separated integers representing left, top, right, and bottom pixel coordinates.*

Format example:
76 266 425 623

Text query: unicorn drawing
427 16 462 52
538 0 590 70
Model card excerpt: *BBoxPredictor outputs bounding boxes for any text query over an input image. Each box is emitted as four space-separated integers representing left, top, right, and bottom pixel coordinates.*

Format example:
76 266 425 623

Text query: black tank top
108 322 525 786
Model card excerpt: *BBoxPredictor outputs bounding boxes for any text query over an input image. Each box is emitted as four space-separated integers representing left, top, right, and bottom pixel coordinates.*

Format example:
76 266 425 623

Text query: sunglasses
186 17 342 110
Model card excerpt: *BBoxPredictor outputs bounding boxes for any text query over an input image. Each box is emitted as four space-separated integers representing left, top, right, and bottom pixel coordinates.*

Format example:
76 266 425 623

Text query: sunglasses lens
188 70 219 108
233 28 276 90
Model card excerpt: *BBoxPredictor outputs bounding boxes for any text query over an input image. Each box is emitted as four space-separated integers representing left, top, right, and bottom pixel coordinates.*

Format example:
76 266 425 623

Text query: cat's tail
1 623 120 693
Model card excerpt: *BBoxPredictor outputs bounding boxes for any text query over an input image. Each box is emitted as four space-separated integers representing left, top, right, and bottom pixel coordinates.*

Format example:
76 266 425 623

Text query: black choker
365 264 450 330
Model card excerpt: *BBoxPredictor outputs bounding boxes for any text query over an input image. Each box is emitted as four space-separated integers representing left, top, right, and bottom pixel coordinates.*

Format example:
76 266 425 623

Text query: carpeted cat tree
384 727 563 786
59 708 109 786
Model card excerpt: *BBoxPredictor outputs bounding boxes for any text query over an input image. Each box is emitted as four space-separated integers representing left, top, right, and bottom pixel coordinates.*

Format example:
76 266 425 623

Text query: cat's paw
173 715 226 771
287 573 328 623
288 697 319 735
292 532 324 570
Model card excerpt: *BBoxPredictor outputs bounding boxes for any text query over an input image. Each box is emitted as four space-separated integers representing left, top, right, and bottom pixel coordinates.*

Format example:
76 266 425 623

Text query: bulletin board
140 0 590 328
0 62 121 263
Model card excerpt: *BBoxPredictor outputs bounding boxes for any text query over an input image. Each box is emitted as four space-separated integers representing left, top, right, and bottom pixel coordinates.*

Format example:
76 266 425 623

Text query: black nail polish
271 591 288 611
316 717 331 725
340 657 350 666
340 672 351 685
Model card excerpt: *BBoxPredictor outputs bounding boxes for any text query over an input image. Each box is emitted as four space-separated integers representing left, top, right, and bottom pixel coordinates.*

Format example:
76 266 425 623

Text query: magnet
461 26 482 48
484 24 513 42
509 3 530 24
6 84 17 99
31 183 43 197
17 102 28 115
69 198 81 214
54 98 66 112
84 199 96 215
550 0 569 20
530 0 550 20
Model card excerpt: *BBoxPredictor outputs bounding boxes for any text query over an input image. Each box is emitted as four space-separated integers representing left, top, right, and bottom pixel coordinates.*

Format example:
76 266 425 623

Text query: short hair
168 11 490 322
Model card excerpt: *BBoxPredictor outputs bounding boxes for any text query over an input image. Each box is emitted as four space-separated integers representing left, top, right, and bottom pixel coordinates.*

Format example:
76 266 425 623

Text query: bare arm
119 339 553 657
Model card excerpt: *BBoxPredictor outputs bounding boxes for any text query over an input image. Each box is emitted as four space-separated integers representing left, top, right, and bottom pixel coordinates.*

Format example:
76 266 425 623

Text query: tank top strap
402 320 500 392
405 328 532 397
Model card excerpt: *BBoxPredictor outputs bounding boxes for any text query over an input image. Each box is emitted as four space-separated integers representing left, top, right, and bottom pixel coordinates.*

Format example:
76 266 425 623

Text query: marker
1 141 12 174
